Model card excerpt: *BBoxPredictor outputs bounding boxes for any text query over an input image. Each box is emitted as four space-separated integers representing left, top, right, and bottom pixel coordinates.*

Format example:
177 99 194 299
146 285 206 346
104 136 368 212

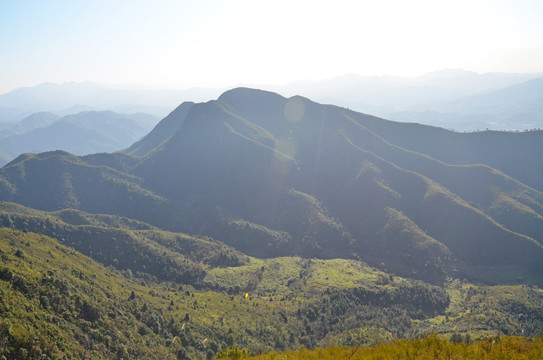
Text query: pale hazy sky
1 0 543 94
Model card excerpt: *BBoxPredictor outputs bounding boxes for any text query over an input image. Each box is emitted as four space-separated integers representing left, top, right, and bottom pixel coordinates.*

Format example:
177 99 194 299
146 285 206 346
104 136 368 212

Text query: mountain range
386 77 543 131
2 70 543 131
0 82 224 122
1 87 542 286
0 111 158 166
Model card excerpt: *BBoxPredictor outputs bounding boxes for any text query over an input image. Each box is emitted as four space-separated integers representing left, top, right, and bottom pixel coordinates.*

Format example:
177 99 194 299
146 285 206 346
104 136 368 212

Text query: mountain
0 111 158 166
124 101 195 157
0 112 60 140
2 71 541 131
280 71 543 131
277 70 541 115
0 111 60 136
0 82 224 121
445 77 543 115
386 77 543 131
1 88 542 288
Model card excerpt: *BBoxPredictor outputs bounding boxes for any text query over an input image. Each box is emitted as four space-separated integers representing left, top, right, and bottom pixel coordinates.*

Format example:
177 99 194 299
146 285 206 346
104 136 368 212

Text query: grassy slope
205 257 543 342
216 335 543 359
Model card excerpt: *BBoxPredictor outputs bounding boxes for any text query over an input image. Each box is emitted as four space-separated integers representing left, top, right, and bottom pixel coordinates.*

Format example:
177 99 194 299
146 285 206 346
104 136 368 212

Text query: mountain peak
218 87 286 105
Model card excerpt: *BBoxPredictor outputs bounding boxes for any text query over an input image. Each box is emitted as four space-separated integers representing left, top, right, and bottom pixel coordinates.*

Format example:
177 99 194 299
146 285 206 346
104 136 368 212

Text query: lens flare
284 97 305 122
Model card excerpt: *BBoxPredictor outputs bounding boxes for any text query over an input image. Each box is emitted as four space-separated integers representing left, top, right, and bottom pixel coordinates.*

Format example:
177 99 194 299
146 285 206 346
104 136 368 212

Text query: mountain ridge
1 87 543 286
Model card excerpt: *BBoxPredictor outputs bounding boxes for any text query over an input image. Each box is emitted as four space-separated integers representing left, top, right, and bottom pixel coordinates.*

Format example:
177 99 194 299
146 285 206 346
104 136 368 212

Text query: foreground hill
3 226 543 359
1 88 543 287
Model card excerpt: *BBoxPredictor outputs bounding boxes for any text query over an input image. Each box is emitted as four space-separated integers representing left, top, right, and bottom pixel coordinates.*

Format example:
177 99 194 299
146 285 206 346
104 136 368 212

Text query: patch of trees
292 283 450 346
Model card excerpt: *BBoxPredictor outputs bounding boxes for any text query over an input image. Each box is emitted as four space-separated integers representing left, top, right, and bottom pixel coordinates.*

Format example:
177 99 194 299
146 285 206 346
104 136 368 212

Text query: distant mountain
1 88 543 286
273 70 543 131
0 111 60 137
0 111 157 166
278 70 540 111
2 70 541 131
385 77 543 131
0 81 224 120
445 77 543 115
13 111 60 133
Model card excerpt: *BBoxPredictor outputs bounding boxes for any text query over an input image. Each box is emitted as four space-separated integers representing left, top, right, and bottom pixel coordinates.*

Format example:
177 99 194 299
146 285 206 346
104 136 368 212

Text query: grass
216 335 543 359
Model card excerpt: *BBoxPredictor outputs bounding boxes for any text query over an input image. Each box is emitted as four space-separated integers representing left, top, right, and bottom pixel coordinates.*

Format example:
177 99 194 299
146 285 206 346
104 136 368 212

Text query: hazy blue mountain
1 88 543 286
0 81 224 119
0 112 60 138
0 106 33 123
273 70 543 131
0 111 156 165
444 77 543 114
385 77 543 131
2 70 541 131
277 69 539 110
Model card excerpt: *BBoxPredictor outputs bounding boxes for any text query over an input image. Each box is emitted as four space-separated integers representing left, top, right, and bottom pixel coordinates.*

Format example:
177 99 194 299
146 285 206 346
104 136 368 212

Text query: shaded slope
123 101 195 157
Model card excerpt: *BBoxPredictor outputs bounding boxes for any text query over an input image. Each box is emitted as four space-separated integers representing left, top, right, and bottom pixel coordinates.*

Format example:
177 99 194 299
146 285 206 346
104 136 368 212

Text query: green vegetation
2 225 543 359
0 228 297 359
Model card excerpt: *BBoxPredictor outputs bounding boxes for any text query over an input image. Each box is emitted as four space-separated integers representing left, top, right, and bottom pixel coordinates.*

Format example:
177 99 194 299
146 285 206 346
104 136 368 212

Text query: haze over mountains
0 81 223 122
0 111 158 166
2 70 542 132
2 87 542 287
277 70 543 131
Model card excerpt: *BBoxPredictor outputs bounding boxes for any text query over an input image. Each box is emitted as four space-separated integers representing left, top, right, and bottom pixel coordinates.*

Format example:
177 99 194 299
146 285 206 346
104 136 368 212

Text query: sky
1 0 543 94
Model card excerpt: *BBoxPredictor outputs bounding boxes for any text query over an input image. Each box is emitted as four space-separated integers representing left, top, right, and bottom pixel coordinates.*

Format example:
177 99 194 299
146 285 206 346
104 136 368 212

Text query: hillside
3 226 543 359
123 101 195 157
1 88 543 287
